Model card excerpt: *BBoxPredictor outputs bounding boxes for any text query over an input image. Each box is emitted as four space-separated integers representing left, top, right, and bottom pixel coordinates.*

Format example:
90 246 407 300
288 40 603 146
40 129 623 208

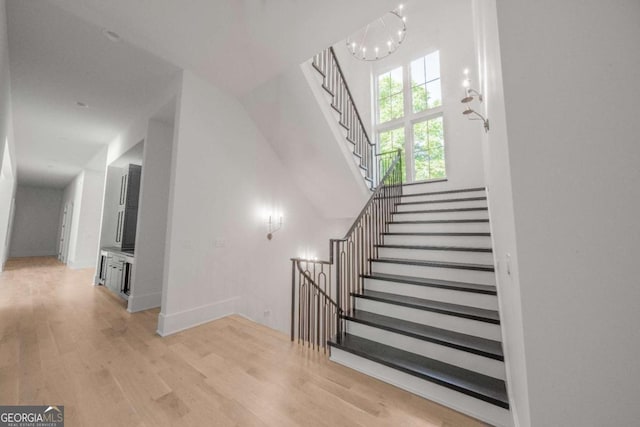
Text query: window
377 67 404 123
411 52 442 112
379 127 407 181
375 51 445 182
413 117 445 181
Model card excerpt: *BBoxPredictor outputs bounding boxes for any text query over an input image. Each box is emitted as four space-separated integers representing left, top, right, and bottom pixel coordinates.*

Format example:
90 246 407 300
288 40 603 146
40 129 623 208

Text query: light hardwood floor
0 257 486 427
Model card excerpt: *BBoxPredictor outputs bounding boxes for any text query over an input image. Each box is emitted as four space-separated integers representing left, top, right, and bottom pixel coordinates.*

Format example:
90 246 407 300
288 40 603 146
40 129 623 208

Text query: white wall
242 64 370 219
128 118 174 312
472 1 527 425
60 172 83 262
491 1 640 426
362 0 485 189
57 146 108 270
158 71 347 335
10 185 63 257
0 0 16 270
70 169 105 268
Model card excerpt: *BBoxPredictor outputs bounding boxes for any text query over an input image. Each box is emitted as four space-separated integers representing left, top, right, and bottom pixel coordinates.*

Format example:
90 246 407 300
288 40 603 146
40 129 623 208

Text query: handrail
328 47 374 149
291 258 341 304
291 150 403 349
290 257 340 352
338 150 402 241
311 47 378 188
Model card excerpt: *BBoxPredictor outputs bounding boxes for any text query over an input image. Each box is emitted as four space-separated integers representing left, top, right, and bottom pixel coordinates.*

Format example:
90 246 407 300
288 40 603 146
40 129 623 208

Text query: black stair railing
312 47 377 188
291 150 403 350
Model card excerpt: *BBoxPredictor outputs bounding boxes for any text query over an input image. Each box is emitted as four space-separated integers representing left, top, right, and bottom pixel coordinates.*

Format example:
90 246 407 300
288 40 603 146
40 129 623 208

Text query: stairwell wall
10 185 63 258
158 70 348 335
241 64 370 219
485 0 640 425
0 0 16 270
472 1 527 425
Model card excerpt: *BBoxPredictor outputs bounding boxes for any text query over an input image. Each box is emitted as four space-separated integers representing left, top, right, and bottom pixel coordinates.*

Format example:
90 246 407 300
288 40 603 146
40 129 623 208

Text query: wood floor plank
0 257 487 426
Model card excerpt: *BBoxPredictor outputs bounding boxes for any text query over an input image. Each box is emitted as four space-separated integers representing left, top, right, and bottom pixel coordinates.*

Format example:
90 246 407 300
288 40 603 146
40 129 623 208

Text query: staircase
290 45 511 427
309 47 376 189
327 183 511 426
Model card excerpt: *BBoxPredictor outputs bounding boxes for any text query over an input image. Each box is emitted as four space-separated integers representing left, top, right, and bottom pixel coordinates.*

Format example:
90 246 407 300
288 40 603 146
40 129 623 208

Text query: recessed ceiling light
102 29 121 42
76 101 89 108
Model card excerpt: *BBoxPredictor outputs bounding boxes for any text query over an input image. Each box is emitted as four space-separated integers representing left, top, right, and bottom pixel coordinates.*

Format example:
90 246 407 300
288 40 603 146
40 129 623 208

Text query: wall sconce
461 88 483 103
267 215 283 240
463 107 490 132
461 68 489 132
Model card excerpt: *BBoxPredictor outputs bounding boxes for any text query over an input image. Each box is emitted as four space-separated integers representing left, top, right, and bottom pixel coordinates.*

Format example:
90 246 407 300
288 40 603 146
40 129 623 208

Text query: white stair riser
401 190 486 203
402 182 460 195
383 234 491 248
372 262 496 286
397 199 487 212
377 247 494 265
393 210 489 221
354 298 502 341
365 278 499 310
388 222 490 233
329 348 513 427
345 321 506 380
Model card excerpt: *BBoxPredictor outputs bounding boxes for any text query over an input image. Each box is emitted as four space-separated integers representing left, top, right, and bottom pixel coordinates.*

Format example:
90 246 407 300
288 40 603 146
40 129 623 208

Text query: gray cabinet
103 251 134 298
115 164 141 250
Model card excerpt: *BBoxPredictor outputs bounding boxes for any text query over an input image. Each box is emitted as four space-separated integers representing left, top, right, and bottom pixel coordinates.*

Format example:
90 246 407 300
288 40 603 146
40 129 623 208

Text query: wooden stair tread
329 334 509 408
394 207 488 214
353 290 500 324
372 257 495 272
362 272 496 295
400 187 486 197
398 196 487 206
344 310 503 360
389 219 489 224
383 232 491 236
376 244 492 253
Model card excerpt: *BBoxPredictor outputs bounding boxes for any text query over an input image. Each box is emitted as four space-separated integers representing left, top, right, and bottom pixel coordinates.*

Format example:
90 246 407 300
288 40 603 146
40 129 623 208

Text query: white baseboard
156 296 240 336
127 292 162 313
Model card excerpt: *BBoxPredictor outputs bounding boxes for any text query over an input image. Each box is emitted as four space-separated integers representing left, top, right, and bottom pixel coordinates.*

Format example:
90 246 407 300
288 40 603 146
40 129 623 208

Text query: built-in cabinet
98 162 142 300
98 249 134 299
115 164 141 250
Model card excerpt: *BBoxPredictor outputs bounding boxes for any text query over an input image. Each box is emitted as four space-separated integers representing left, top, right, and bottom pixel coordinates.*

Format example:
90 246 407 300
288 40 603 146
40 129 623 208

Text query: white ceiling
50 0 397 96
7 1 179 188
7 0 397 188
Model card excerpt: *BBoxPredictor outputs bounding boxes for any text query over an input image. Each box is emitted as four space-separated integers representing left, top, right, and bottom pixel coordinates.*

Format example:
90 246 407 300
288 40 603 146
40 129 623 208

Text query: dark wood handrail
328 47 375 149
291 150 403 347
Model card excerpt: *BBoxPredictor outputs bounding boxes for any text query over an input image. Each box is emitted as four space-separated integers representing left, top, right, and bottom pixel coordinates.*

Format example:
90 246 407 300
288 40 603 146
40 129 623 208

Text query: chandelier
346 5 407 61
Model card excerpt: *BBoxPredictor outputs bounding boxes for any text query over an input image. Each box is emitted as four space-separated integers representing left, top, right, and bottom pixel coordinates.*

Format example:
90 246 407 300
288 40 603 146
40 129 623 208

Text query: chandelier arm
346 9 406 62
380 15 396 52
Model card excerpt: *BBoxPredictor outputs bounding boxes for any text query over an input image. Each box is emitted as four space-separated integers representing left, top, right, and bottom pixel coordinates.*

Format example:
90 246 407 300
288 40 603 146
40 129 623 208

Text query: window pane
379 127 405 152
410 52 441 113
410 58 426 85
425 51 440 82
378 72 391 100
426 80 442 108
413 117 445 181
390 92 404 121
412 84 427 113
378 96 392 123
390 67 403 95
379 127 406 181
378 67 404 123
